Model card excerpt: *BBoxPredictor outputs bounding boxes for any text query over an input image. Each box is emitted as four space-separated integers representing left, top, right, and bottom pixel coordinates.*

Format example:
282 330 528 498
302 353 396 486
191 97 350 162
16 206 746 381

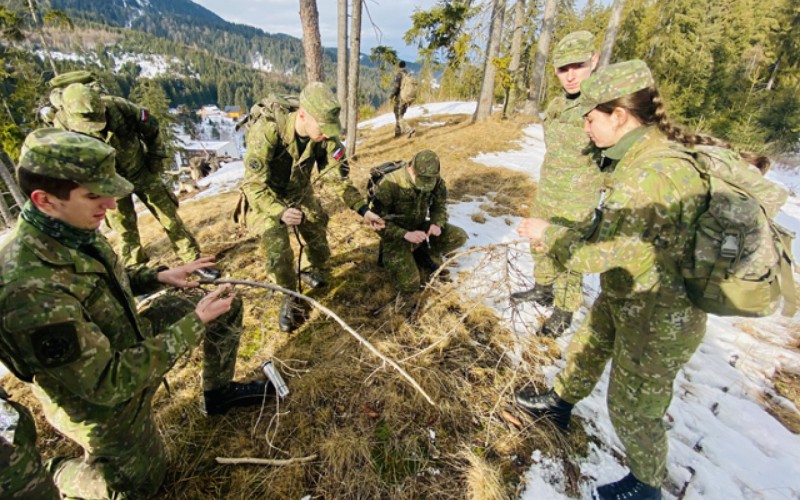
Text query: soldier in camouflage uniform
368 150 467 297
0 129 271 499
389 61 414 138
241 82 384 332
0 387 59 499
53 83 218 280
514 61 710 500
510 31 604 337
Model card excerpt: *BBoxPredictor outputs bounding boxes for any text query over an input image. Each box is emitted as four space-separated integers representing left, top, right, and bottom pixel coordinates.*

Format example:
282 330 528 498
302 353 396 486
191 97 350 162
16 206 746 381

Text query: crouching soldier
0 129 272 499
369 150 467 305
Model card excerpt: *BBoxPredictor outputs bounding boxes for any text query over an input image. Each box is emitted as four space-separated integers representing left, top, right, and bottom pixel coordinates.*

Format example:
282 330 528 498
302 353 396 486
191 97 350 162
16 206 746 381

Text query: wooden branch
213 279 437 407
215 454 318 466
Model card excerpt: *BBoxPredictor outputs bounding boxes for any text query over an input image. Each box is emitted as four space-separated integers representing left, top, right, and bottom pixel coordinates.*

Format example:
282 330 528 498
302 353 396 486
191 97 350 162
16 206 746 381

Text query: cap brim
576 100 598 117
83 174 133 198
65 113 106 134
554 52 593 69
320 122 342 138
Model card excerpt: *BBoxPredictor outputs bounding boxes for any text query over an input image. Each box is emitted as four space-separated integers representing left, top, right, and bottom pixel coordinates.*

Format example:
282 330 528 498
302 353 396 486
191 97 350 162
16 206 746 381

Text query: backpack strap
774 223 798 316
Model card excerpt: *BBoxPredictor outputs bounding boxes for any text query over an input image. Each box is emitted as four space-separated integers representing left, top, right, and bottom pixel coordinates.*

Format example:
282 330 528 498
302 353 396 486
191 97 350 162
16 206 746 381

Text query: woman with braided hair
511 59 768 499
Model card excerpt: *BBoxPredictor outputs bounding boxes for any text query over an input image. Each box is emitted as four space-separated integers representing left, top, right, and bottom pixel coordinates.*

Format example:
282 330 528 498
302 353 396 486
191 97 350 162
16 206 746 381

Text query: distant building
223 105 242 119
176 138 240 167
198 105 223 118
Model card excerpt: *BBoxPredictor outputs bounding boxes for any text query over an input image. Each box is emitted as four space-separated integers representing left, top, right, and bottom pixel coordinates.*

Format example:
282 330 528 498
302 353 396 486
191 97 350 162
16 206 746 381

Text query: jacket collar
16 219 106 274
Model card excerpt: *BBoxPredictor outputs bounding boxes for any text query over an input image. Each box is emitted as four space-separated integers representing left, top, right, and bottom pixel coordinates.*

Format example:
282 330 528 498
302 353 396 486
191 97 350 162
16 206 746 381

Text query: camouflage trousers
106 169 201 267
532 251 584 312
382 223 467 293
42 293 243 499
257 194 330 291
394 100 411 135
0 395 59 499
553 292 706 487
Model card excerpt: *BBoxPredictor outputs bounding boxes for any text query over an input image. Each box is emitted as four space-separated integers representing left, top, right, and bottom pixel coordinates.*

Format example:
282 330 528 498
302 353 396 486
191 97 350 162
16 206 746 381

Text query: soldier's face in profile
298 110 326 142
43 186 117 230
584 109 621 149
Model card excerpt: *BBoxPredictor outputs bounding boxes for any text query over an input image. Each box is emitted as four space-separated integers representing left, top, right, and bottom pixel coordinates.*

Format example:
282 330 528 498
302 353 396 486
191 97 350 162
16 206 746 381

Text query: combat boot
203 381 275 416
514 389 573 431
509 283 554 307
278 296 307 332
594 473 662 500
194 267 221 281
299 269 326 289
539 307 573 337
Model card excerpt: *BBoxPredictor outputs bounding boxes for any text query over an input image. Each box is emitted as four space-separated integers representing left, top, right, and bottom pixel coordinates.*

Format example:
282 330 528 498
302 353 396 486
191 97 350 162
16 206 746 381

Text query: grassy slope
4 112 598 499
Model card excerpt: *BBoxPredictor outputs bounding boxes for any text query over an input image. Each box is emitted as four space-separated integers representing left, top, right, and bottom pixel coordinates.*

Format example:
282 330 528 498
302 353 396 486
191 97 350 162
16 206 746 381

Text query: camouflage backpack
367 160 406 202
235 94 299 131
399 73 418 104
678 145 797 317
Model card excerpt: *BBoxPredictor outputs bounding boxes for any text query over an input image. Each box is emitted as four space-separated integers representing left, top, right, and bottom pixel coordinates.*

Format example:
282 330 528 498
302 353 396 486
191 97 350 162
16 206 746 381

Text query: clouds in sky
192 0 439 61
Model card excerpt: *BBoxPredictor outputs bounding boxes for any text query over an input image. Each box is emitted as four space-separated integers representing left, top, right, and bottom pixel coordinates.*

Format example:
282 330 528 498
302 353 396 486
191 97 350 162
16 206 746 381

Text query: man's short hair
18 168 79 200
398 61 406 69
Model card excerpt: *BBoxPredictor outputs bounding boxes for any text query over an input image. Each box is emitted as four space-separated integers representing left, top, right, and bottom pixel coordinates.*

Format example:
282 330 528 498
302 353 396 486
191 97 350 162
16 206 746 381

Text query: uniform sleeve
541 166 677 276
126 265 163 295
429 179 448 227
2 287 204 407
390 72 402 99
316 138 368 214
242 121 287 222
115 98 166 159
370 179 406 240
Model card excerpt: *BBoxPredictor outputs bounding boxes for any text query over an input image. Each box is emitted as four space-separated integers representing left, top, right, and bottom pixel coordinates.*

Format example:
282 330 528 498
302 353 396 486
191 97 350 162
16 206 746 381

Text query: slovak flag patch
140 109 149 122
333 148 344 160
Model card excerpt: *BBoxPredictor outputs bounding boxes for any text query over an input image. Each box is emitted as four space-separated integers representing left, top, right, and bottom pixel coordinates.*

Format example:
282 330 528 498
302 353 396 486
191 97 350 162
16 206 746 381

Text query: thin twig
210 279 437 407
215 454 318 466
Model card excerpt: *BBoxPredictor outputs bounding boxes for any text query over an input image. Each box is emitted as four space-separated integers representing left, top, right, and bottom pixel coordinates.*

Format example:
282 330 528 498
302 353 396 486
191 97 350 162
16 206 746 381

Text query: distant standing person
53 82 219 280
390 61 417 138
510 31 604 337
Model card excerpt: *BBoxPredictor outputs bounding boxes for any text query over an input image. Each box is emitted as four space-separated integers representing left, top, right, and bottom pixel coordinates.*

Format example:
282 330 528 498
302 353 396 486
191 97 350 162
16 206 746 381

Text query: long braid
609 87 771 174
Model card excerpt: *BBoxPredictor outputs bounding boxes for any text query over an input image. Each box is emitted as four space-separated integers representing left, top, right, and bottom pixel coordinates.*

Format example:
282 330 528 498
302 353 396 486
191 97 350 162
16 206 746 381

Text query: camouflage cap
577 59 655 116
48 70 96 89
61 83 107 134
299 82 342 138
553 31 595 68
411 150 440 192
18 128 132 198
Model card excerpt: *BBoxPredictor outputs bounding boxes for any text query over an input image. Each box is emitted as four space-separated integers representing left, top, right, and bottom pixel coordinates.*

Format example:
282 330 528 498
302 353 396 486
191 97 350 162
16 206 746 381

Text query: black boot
278 296 306 332
594 473 662 500
510 282 554 307
203 381 275 416
539 307 573 337
299 269 326 289
514 389 573 431
412 247 439 274
194 267 221 281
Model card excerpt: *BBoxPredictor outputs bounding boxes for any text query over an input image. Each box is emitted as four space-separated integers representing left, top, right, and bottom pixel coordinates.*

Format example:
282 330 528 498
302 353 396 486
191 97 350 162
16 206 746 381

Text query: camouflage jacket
54 96 166 183
0 219 204 423
390 69 406 100
533 93 604 229
242 109 367 222
542 127 708 300
368 167 448 241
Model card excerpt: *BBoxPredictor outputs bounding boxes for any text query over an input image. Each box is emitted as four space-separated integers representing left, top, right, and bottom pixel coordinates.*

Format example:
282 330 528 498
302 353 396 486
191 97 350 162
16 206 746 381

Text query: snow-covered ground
2 102 799 499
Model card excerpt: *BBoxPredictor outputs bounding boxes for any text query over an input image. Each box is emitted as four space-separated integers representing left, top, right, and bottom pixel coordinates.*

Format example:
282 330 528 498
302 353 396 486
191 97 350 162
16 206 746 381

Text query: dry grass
1 111 594 498
767 370 800 434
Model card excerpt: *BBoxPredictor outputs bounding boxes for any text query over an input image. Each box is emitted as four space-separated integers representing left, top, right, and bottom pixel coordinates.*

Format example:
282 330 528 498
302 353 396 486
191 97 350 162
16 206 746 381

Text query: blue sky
192 0 439 61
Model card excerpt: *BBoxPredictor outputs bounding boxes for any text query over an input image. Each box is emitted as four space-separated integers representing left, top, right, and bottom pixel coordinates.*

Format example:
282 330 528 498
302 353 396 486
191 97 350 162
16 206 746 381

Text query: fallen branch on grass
215 454 318 466
211 279 437 407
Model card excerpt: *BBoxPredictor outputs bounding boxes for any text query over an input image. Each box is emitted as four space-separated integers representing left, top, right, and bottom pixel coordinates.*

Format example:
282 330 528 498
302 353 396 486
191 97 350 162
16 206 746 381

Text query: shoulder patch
247 158 263 172
140 108 149 122
31 323 81 369
332 147 344 161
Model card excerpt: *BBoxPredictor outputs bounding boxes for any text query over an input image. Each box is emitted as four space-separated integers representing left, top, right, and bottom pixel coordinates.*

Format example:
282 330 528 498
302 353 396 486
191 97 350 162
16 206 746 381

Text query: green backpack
235 94 299 131
680 145 797 317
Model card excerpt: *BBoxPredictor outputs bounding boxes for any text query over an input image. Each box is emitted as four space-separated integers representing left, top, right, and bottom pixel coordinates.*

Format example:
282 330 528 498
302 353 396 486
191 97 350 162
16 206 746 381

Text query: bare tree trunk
505 0 526 116
337 0 348 126
299 0 324 82
345 0 362 159
523 0 557 117
598 0 626 68
0 154 25 210
0 194 13 229
474 0 507 123
766 55 780 91
27 0 57 74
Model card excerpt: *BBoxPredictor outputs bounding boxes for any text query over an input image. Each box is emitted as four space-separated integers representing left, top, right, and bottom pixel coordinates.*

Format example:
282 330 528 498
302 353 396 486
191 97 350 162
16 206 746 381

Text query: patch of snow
358 101 477 130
